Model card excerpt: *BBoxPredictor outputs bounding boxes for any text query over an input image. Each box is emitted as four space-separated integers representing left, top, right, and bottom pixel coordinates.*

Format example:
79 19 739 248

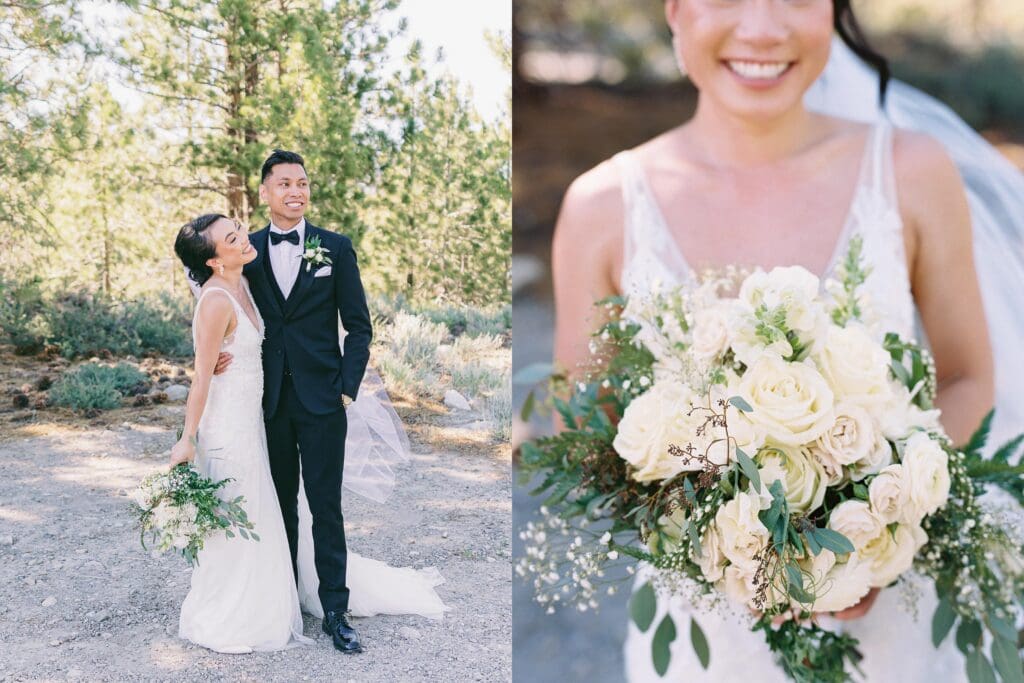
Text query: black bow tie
270 230 300 246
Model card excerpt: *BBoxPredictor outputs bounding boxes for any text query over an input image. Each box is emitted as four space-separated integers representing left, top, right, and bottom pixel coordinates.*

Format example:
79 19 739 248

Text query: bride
169 214 446 654
552 1 998 680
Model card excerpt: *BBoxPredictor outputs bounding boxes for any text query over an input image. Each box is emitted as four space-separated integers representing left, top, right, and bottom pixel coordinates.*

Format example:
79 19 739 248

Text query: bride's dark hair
174 213 227 286
833 0 890 101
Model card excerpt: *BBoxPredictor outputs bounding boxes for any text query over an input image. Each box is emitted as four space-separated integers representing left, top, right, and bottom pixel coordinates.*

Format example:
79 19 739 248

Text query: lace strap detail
612 150 647 269
867 120 898 206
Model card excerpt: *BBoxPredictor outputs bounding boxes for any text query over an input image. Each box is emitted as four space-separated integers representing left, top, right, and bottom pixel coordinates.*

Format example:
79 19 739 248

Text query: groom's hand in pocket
213 351 233 375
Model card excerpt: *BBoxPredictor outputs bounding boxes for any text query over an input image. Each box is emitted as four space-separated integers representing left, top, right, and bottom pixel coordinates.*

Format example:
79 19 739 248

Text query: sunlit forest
1 0 512 363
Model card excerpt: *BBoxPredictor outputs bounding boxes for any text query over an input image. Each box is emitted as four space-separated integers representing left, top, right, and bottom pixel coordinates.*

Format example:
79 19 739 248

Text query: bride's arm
551 162 624 430
169 293 234 467
897 131 995 446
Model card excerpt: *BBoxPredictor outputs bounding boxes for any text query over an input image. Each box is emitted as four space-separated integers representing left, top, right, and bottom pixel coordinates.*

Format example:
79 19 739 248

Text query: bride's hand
825 587 880 620
169 438 195 468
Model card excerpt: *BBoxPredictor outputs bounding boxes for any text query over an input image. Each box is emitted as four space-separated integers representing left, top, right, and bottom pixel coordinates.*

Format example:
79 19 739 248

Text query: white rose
798 550 874 613
828 500 884 551
150 501 175 529
715 490 770 570
876 383 943 441
739 266 825 336
698 521 728 583
719 564 759 607
868 464 910 525
757 445 828 515
861 523 928 587
816 404 890 483
613 382 700 482
736 357 835 446
901 432 951 520
690 302 737 362
814 324 893 411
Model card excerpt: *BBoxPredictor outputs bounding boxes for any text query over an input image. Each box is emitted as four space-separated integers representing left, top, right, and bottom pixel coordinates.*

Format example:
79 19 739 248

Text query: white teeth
727 60 789 80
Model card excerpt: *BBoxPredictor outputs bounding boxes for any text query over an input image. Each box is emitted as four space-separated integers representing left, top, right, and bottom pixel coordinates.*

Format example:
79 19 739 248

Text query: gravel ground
0 405 511 682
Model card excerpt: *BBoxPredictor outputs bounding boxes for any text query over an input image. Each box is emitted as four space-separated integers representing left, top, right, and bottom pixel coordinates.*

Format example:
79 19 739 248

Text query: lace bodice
191 280 265 450
614 121 916 339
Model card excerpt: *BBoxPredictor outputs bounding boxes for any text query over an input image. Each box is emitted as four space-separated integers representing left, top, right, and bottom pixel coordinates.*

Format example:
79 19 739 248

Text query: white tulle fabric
617 123 966 680
179 284 310 653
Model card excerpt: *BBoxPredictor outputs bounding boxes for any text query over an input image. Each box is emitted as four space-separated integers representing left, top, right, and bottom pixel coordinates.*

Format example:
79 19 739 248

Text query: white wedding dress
617 122 968 681
179 282 446 654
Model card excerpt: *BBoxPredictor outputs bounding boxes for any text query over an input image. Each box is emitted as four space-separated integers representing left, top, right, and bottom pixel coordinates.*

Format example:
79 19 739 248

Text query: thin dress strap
193 286 240 346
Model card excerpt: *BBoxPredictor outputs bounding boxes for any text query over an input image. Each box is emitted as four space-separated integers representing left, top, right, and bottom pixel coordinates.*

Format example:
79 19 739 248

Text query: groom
225 149 372 653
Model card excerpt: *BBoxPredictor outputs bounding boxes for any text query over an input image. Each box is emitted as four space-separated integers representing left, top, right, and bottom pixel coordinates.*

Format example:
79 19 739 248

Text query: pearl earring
218 263 225 276
671 33 687 78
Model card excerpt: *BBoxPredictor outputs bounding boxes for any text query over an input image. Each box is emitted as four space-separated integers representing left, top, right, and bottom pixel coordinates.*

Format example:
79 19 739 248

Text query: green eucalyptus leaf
728 396 753 413
735 447 761 493
512 360 552 387
966 650 997 683
803 528 822 555
992 636 1024 683
652 614 677 677
813 528 855 555
520 390 536 422
686 519 702 556
957 619 983 655
690 617 710 670
631 582 657 633
987 613 1018 644
931 598 957 648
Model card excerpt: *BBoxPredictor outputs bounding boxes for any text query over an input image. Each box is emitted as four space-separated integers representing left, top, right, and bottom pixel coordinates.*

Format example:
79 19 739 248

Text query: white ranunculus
848 435 894 482
757 445 828 515
861 523 928 587
868 464 911 525
814 324 893 411
807 444 845 486
736 357 835 446
798 550 874 613
150 501 176 529
901 432 951 520
875 384 943 441
613 382 701 482
827 500 884 551
698 521 728 583
715 490 770 570
690 301 737 362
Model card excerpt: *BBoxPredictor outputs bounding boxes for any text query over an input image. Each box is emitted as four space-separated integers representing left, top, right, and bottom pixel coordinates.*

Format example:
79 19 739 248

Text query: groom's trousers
265 374 349 613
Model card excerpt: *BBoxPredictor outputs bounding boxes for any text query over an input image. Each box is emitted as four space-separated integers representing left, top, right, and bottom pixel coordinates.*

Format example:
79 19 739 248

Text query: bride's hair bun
174 213 227 286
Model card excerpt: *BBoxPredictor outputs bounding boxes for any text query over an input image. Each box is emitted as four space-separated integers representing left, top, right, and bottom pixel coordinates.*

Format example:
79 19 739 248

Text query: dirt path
0 401 511 682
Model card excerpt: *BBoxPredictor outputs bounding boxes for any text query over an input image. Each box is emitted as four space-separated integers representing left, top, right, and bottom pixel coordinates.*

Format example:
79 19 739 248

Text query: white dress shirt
268 218 305 299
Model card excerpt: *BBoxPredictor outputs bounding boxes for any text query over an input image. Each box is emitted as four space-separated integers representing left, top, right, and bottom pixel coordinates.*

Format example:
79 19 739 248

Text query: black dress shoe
322 610 363 654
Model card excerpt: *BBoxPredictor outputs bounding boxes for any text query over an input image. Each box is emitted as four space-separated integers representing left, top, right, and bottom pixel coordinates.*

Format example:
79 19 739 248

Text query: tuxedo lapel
253 227 286 314
282 223 319 318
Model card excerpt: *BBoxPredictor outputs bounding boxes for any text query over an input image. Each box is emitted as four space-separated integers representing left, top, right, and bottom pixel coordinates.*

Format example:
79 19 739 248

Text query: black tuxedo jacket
243 222 372 418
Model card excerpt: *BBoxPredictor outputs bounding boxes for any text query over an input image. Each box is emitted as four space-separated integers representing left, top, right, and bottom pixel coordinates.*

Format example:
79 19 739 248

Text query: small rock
443 390 472 411
398 626 422 640
35 375 53 391
42 596 57 607
67 668 83 679
49 639 61 647
0 535 13 546
441 531 449 539
164 384 189 401
93 610 110 623
101 632 112 639
12 393 29 409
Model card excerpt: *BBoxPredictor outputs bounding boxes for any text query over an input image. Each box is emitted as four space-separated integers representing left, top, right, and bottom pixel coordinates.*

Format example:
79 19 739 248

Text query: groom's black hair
260 149 306 184
174 213 226 287
833 0 890 102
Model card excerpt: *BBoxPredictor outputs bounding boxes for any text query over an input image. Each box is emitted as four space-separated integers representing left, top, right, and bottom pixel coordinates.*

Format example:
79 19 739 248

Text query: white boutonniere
302 235 333 272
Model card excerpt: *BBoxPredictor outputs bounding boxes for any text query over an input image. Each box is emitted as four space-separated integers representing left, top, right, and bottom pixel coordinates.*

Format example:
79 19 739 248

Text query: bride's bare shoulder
554 157 626 246
891 127 969 237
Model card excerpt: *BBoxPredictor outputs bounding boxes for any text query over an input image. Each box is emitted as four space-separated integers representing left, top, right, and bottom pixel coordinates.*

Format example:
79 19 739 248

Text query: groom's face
260 163 309 227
